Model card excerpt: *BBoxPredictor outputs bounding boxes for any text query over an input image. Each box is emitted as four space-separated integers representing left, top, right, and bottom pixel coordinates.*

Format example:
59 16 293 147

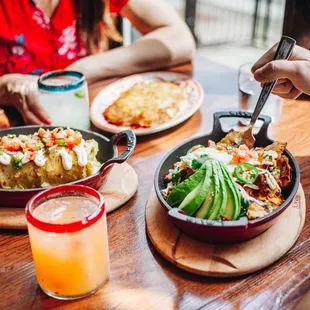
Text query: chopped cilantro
239 198 250 217
7 134 16 139
11 157 23 170
272 167 280 175
172 172 181 184
41 138 47 145
263 154 272 161
46 148 51 155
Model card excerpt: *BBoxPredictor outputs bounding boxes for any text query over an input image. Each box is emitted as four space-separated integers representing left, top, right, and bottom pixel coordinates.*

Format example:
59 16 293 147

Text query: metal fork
242 35 296 148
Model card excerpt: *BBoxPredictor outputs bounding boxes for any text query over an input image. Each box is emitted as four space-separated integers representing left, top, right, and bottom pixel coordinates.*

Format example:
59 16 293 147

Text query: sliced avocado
167 164 207 207
196 169 215 219
221 186 236 220
198 161 220 219
208 162 227 220
179 161 212 216
220 163 241 220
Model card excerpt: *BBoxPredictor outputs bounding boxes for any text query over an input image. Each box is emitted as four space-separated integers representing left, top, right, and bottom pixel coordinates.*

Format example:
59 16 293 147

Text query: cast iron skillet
154 111 300 244
0 126 136 207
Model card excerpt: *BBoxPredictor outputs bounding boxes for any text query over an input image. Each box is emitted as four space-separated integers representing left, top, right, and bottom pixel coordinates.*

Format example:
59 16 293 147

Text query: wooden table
0 57 309 310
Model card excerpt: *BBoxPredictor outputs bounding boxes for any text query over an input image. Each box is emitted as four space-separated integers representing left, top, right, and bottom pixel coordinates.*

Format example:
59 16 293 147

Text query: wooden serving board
146 185 306 277
0 162 138 230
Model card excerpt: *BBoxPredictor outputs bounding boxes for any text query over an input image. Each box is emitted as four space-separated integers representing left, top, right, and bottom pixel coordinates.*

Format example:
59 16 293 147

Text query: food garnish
0 128 101 189
162 135 292 221
234 163 258 184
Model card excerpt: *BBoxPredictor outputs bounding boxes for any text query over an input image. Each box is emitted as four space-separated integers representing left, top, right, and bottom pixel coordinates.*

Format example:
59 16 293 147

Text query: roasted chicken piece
247 202 269 219
264 141 287 157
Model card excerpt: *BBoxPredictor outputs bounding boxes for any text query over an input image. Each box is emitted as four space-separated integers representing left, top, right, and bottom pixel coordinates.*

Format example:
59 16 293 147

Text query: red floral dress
0 0 129 76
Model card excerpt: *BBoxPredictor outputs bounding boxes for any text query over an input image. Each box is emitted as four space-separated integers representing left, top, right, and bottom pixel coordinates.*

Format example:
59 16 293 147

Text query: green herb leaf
11 157 23 170
191 155 208 170
7 134 16 139
239 197 250 217
56 138 66 146
172 172 181 184
272 167 280 176
41 138 47 145
46 148 51 155
74 89 85 98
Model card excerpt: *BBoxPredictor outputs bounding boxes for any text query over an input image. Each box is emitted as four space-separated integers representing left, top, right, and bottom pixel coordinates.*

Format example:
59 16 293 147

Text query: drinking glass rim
25 185 105 233
38 70 85 92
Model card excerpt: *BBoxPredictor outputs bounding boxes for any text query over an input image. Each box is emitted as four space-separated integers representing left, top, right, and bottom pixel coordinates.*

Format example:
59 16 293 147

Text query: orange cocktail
26 185 110 300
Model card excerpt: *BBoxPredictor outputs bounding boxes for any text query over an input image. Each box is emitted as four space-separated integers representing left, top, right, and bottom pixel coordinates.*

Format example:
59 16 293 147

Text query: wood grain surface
0 57 309 310
0 162 138 230
146 186 305 277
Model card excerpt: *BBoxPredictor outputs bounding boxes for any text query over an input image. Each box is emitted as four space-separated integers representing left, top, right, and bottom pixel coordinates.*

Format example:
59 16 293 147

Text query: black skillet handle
101 130 136 170
212 111 272 141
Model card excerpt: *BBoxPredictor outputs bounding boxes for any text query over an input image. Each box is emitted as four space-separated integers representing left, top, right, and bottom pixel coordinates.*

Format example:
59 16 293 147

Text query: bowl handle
100 130 136 170
212 111 272 141
168 208 248 228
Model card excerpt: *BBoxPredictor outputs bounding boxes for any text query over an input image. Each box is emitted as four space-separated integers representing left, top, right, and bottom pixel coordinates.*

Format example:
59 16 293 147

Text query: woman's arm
68 0 195 83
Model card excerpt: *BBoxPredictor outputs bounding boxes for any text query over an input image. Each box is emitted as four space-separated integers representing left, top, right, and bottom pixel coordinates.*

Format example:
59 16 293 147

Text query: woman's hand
251 44 310 99
0 74 51 125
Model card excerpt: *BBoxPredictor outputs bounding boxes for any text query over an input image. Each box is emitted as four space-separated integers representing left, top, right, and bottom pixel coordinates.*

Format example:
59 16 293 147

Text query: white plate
90 71 204 136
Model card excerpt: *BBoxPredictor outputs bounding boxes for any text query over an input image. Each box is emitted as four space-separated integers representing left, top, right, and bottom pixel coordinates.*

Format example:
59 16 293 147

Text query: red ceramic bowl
0 126 136 207
154 111 300 244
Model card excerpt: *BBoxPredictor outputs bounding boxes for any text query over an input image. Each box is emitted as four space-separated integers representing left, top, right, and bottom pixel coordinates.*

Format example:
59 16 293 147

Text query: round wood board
146 185 306 277
0 162 138 230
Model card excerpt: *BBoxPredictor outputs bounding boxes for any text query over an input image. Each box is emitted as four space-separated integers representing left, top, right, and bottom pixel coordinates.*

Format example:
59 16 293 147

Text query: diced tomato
3 138 21 152
239 144 250 152
74 133 82 145
66 136 75 150
51 128 67 140
54 132 67 140
38 128 47 138
28 152 36 161
191 145 201 152
25 142 36 152
5 145 17 152
66 129 75 137
45 137 54 147
235 154 251 163
229 148 238 155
